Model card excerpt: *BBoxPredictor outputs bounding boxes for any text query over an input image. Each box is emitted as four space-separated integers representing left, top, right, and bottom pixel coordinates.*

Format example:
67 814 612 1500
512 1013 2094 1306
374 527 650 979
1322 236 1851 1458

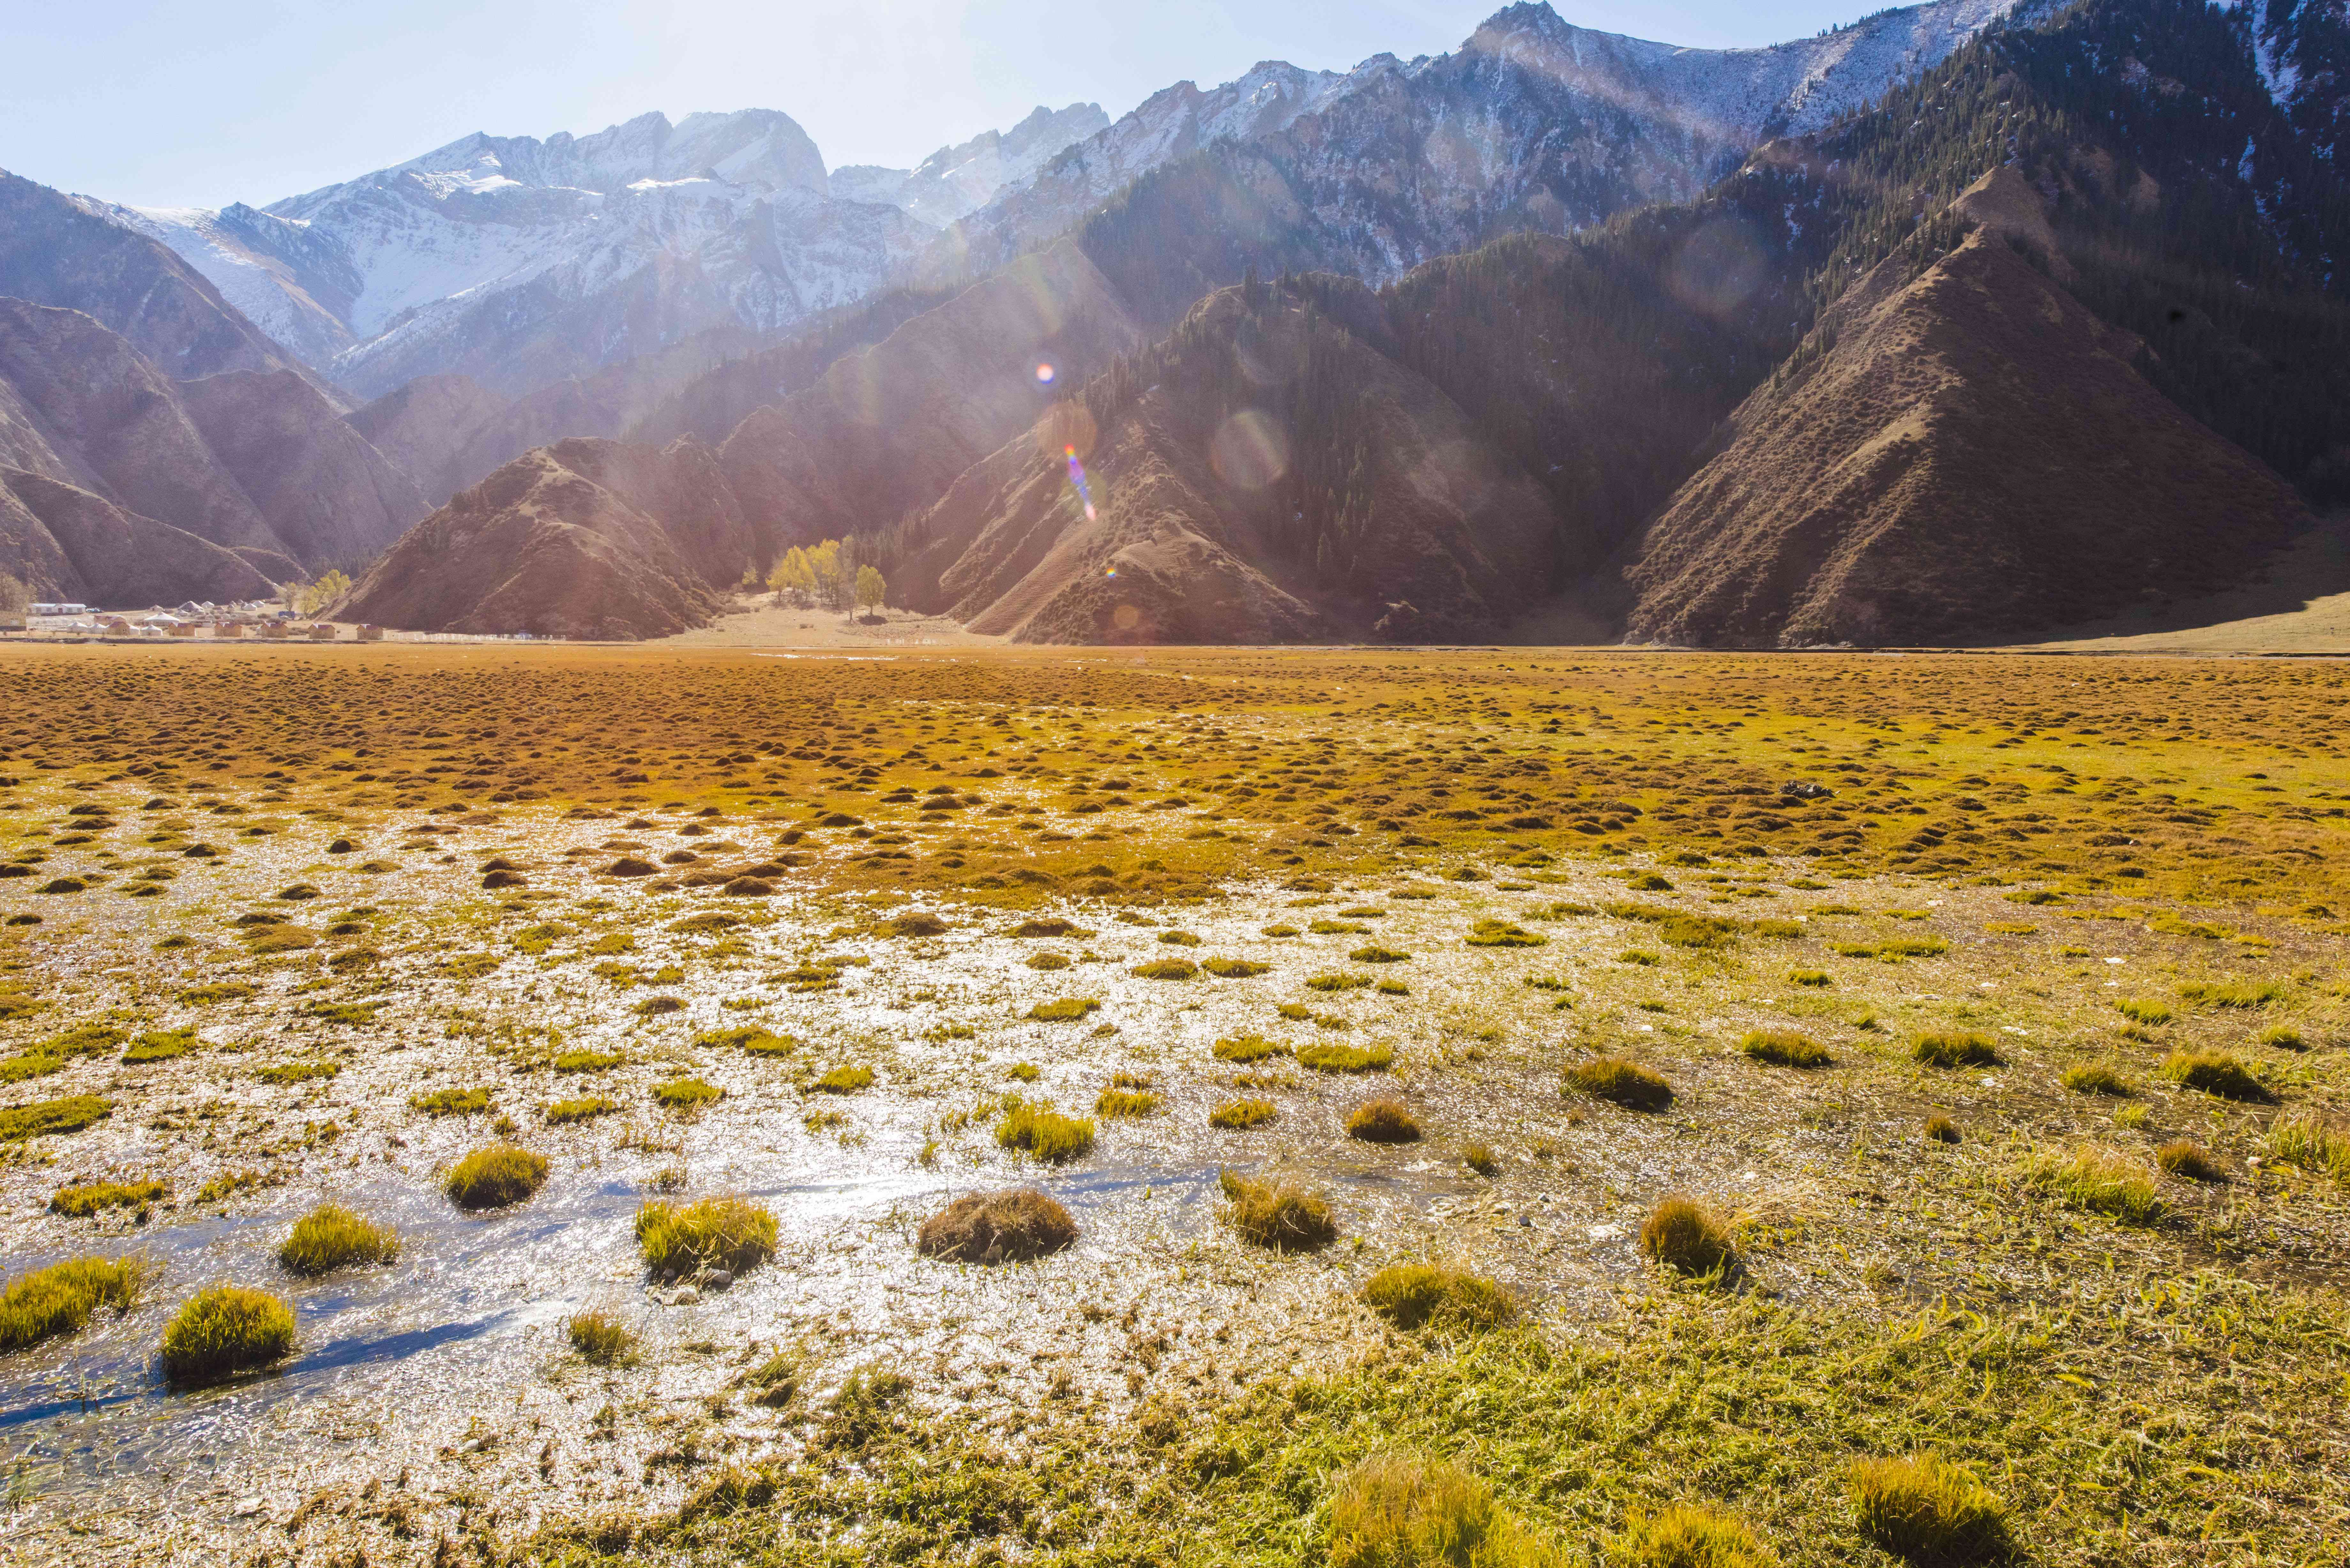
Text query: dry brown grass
916 1189 1076 1263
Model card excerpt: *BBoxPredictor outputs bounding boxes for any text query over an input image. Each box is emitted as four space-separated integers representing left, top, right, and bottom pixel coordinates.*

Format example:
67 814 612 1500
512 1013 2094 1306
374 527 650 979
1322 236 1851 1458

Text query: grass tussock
656 1076 724 1108
1618 1506 1776 1568
2021 1145 2164 1224
1094 1088 1162 1118
2115 998 2173 1026
1346 1098 1421 1143
2265 1112 2350 1181
1924 1113 1962 1144
2060 1062 2132 1097
1214 1033 1288 1062
443 1144 549 1210
566 1311 638 1365
812 1066 872 1095
49 1177 165 1217
1203 957 1272 977
1210 1098 1278 1129
995 1103 1095 1164
553 1048 624 1073
1465 919 1547 948
0 1094 112 1143
411 1086 493 1117
2176 980 2281 1008
2160 1051 2271 1102
2156 1141 2222 1181
916 1189 1075 1264
1362 1264 1517 1332
277 1204 399 1275
1297 1041 1395 1073
1568 1057 1673 1111
1328 1450 1556 1568
1641 1196 1736 1277
1218 1169 1336 1251
1132 958 1198 980
636 1196 778 1275
1028 998 1100 1022
1738 1029 1830 1068
0 1256 151 1352
545 1095 621 1124
1910 1033 1999 1069
1849 1454 2009 1565
160 1285 296 1385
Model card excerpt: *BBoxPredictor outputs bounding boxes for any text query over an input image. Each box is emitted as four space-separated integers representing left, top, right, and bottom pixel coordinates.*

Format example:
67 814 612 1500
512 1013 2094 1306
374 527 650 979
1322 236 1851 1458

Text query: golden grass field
0 643 2344 1567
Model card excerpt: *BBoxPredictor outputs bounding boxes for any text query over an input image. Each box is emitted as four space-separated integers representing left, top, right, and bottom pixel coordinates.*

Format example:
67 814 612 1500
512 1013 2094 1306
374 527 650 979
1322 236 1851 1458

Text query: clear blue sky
5 0 1878 209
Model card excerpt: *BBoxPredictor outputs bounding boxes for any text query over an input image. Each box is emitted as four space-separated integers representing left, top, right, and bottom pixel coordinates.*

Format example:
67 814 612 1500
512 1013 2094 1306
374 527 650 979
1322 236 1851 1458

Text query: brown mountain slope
1623 227 2309 646
0 298 279 562
0 468 275 606
335 442 727 639
717 240 1143 557
177 368 429 570
345 373 514 506
889 280 1563 643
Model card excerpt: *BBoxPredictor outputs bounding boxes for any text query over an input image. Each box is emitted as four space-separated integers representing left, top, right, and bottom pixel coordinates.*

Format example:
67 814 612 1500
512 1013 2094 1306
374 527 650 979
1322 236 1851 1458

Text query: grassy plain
0 643 2344 1565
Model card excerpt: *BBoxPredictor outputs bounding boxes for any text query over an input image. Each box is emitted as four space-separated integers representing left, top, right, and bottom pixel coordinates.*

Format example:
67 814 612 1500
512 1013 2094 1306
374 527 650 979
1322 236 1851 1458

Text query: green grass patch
1850 1453 2010 1564
256 1060 338 1085
1739 1029 1830 1068
1297 1041 1394 1073
2176 979 2281 1008
443 1144 548 1210
2265 1113 2350 1181
1329 1450 1554 1568
1910 1032 1999 1068
2160 1050 2271 1102
656 1076 724 1108
160 1285 295 1385
1362 1264 1518 1332
1203 957 1271 977
567 1311 638 1365
278 1204 399 1274
1209 1098 1277 1130
1028 998 1100 1022
1217 1169 1334 1251
121 1028 198 1063
2021 1145 2163 1224
1568 1058 1672 1110
49 1177 164 1217
1306 971 1373 992
411 1085 493 1116
554 1048 625 1073
178 982 254 1004
811 1067 872 1095
995 1103 1095 1164
1465 919 1546 948
2060 1062 2132 1097
2115 998 2172 1026
1095 1088 1161 1118
1131 958 1198 980
0 1094 111 1143
545 1095 621 1125
637 1196 777 1275
0 1256 151 1352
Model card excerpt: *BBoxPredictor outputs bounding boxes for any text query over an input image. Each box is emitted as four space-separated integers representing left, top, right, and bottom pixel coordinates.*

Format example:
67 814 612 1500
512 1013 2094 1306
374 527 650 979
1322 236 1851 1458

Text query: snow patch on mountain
831 103 1109 227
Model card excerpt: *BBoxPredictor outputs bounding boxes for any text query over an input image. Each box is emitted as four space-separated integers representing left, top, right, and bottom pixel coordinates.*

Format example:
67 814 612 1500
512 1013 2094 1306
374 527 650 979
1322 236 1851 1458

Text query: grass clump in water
2060 1062 2132 1097
1849 1454 2009 1564
1210 1098 1278 1129
1328 1450 1554 1568
1214 1033 1288 1063
2160 1050 2271 1102
277 1204 399 1275
0 1095 112 1143
411 1086 492 1116
1567 1057 1672 1111
1362 1264 1517 1332
1465 920 1546 948
1297 1041 1394 1073
1095 1087 1161 1118
50 1178 165 1218
567 1311 638 1365
916 1189 1075 1263
1738 1029 1829 1067
0 1257 151 1352
1028 998 1100 1022
1910 1032 1999 1068
1132 958 1198 980
1218 1170 1335 1251
1346 1098 1421 1143
443 1144 549 1210
553 1048 624 1073
637 1197 777 1275
656 1076 724 1108
1641 1196 1735 1277
1618 1506 1774 1568
2020 1145 2163 1224
545 1095 621 1124
996 1103 1095 1163
160 1285 296 1386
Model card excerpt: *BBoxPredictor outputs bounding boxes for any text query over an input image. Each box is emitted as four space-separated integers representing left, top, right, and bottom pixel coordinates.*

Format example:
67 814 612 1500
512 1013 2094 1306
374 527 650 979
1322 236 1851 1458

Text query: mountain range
1 0 2344 645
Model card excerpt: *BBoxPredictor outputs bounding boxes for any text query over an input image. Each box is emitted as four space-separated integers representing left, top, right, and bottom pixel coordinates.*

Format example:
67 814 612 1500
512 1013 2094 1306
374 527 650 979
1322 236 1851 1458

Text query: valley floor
0 645 2342 1566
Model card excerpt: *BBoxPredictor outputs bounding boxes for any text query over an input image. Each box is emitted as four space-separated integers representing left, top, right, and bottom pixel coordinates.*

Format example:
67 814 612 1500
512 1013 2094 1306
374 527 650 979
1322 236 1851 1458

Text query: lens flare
1064 444 1097 523
1035 362 1055 384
